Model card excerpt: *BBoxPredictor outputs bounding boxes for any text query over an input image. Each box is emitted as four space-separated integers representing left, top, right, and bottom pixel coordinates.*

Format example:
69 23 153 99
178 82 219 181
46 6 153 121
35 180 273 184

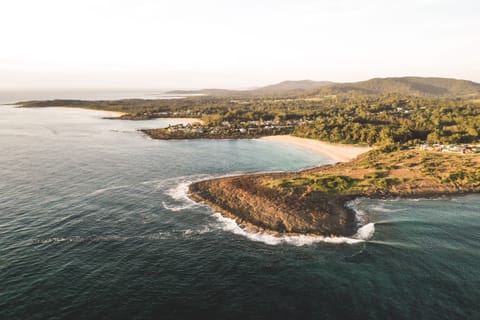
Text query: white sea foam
165 181 192 202
161 180 200 211
369 204 405 213
87 184 131 196
211 212 372 246
161 201 197 212
345 198 368 226
148 174 213 212
141 174 212 189
353 223 375 240
182 226 211 235
381 196 446 203
201 194 378 246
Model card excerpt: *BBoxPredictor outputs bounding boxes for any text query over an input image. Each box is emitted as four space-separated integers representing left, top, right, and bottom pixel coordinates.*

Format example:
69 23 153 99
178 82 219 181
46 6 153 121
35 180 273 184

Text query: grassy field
262 148 480 197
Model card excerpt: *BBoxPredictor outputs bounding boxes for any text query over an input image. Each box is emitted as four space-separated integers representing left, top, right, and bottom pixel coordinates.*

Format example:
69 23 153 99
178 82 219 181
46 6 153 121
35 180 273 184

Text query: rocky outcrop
189 149 480 237
189 173 357 237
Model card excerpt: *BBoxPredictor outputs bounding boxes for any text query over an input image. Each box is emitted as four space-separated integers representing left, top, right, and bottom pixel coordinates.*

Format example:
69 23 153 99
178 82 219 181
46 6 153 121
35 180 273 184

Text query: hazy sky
1 0 479 89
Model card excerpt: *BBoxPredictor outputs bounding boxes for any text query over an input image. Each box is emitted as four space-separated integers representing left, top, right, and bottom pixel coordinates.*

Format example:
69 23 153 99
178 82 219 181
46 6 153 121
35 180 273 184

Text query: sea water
0 98 479 319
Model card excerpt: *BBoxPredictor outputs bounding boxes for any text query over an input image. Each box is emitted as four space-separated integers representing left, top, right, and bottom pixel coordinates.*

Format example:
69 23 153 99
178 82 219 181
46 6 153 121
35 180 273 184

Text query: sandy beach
49 107 204 124
160 118 204 125
261 135 372 162
50 107 127 117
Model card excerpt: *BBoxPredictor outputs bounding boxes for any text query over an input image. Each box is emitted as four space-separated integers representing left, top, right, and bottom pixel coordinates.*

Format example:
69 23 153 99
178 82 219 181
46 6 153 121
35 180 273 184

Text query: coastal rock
189 149 480 237
189 174 357 237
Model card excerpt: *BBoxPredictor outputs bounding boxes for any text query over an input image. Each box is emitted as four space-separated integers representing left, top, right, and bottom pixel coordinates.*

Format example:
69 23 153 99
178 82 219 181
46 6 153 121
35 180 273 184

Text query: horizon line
1 75 479 92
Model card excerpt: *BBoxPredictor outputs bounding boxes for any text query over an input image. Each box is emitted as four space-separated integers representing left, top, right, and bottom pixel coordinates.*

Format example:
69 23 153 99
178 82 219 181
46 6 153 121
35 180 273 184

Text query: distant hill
253 80 334 94
309 77 480 97
167 80 334 96
168 77 480 98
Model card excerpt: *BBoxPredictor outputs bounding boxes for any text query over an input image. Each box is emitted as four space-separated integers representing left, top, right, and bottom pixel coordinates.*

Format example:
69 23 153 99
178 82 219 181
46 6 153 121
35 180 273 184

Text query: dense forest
291 95 480 145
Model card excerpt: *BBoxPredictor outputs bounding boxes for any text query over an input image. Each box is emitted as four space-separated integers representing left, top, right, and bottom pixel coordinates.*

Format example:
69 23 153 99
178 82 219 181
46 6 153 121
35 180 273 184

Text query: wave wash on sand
260 135 372 163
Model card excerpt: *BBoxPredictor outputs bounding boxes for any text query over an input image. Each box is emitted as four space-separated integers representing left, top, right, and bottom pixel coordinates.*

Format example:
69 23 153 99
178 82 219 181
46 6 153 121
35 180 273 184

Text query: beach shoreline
45 107 204 124
260 135 372 162
156 118 204 125
47 107 127 117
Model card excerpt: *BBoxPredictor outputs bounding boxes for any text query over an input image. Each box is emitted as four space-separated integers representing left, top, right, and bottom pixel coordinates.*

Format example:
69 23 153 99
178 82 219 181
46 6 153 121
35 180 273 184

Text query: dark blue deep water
1 102 479 319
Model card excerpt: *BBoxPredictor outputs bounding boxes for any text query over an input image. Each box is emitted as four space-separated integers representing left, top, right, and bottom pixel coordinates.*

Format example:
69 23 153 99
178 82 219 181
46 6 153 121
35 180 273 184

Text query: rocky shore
141 128 273 140
189 171 358 237
189 148 480 237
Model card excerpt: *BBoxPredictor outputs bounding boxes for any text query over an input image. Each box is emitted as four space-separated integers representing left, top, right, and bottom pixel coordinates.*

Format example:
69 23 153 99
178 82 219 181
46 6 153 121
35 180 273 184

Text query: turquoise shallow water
0 103 479 319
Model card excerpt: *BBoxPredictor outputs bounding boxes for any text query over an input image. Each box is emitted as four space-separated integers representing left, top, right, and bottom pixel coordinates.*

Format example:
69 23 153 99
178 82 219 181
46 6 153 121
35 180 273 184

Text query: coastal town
418 143 480 154
142 119 315 139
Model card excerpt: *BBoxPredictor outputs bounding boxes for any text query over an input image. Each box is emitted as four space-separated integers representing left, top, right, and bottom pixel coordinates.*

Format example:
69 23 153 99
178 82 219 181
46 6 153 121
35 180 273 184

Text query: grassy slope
263 149 480 197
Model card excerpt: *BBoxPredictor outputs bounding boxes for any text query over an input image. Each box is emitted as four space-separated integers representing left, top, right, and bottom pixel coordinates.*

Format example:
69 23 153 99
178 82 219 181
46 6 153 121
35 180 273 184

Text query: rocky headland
189 147 480 237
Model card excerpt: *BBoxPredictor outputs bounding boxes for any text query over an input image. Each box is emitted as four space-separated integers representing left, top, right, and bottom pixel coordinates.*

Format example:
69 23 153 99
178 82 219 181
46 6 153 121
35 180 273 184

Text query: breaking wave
142 175 212 212
369 203 406 213
353 223 375 240
161 181 198 211
346 198 369 226
211 213 374 246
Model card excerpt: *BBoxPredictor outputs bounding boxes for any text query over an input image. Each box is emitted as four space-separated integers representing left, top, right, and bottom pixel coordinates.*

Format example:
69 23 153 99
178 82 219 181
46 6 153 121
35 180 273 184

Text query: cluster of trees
292 95 480 145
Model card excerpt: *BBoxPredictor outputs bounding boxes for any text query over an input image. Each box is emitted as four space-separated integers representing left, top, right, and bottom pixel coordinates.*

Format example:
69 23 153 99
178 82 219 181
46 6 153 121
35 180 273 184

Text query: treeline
292 96 480 145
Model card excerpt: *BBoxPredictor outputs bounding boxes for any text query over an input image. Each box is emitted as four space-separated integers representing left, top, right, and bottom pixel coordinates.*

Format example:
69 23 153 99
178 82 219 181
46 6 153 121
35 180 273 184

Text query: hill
253 80 334 94
309 77 480 97
167 80 333 96
169 77 480 98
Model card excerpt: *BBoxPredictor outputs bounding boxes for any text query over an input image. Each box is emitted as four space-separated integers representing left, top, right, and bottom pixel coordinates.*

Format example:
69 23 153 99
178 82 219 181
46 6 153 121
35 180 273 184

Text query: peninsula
189 145 480 236
16 76 480 237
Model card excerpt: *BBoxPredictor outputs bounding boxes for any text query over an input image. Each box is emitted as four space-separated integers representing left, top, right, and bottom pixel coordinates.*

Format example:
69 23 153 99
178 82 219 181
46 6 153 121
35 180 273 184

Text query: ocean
0 92 479 319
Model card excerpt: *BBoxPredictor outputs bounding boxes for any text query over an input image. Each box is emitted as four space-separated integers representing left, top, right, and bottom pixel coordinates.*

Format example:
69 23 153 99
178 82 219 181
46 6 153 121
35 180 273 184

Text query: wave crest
147 175 212 212
212 213 372 246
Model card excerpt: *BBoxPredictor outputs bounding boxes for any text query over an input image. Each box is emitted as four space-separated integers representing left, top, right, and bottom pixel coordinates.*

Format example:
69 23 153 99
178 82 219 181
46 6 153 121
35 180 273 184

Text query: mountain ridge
311 77 480 97
167 77 480 97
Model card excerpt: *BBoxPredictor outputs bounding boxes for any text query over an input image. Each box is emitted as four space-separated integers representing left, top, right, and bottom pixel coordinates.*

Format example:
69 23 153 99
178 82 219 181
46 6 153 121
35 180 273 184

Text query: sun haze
1 0 479 89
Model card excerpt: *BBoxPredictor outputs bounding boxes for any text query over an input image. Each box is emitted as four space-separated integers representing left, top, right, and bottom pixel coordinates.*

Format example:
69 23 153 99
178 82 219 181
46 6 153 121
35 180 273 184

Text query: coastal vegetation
264 148 480 196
